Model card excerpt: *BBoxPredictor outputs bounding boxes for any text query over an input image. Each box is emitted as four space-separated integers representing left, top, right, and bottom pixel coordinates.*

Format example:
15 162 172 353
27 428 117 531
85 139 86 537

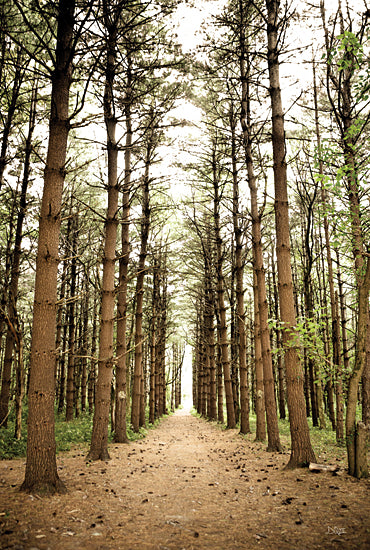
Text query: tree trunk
265 0 316 467
229 247 239 423
14 335 24 440
346 257 370 476
363 324 370 426
230 105 249 434
80 278 89 413
88 287 98 414
114 58 132 443
0 83 36 427
271 249 285 419
212 148 236 429
149 262 159 424
240 69 281 448
87 5 119 461
21 0 75 494
313 59 342 437
65 213 78 422
159 275 168 415
131 149 151 432
208 288 217 421
253 272 266 442
216 338 224 424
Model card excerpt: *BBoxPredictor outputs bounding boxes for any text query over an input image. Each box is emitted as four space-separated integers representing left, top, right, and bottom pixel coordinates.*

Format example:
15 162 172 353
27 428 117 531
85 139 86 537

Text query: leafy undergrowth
276 417 347 466
0 405 172 459
0 401 350 466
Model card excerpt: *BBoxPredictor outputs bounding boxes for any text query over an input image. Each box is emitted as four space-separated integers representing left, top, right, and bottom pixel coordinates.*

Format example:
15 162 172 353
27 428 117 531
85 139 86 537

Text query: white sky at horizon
172 0 227 52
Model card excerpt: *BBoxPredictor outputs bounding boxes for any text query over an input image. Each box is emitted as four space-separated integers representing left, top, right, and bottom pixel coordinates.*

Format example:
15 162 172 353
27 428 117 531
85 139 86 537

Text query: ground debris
309 462 340 473
0 409 368 550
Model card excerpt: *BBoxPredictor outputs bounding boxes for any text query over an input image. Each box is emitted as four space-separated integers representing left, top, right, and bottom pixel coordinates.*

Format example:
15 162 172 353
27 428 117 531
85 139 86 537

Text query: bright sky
173 0 226 52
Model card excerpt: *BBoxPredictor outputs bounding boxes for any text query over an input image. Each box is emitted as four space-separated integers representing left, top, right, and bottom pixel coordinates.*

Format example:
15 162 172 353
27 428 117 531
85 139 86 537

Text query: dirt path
0 409 369 549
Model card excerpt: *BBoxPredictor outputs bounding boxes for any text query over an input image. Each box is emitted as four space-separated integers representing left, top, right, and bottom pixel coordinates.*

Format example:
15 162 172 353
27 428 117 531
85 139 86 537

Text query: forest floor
0 408 369 550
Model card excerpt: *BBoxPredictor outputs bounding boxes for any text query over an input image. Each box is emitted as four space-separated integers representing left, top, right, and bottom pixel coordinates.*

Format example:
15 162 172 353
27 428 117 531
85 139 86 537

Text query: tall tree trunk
88 288 98 414
56 250 68 413
320 0 370 477
363 322 370 426
114 58 133 443
271 249 285 419
149 261 159 424
300 197 319 428
0 83 36 427
212 147 236 429
239 52 281 449
131 147 151 432
65 212 78 421
335 252 350 377
313 59 343 438
216 337 224 424
80 277 89 413
207 285 217 421
87 4 119 461
230 104 249 434
253 272 266 442
265 0 316 467
159 272 168 416
21 0 75 493
14 335 24 440
229 246 239 423
346 258 370 476
58 305 68 413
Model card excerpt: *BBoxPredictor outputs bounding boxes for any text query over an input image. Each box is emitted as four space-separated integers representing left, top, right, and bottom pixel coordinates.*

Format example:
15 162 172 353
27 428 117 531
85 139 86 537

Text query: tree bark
87 3 119 461
265 0 316 467
149 261 159 424
230 104 250 434
131 146 151 432
65 212 78 421
0 83 36 427
253 272 266 442
271 249 285 419
114 57 133 443
21 0 75 493
239 51 281 449
313 59 343 437
346 258 370 476
212 147 236 429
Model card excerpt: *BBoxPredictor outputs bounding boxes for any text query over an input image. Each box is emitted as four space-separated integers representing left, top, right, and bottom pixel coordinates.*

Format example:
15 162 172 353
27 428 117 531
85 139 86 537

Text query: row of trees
0 0 187 493
182 0 369 476
0 0 369 493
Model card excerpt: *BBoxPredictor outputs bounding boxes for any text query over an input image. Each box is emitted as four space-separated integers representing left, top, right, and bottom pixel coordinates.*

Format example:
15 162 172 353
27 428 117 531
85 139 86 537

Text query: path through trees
0 0 369 504
0 409 369 549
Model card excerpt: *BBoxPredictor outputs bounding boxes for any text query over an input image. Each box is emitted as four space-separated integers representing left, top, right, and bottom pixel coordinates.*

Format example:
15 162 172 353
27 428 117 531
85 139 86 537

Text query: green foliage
0 408 96 459
0 404 176 459
54 412 95 452
278 417 347 462
268 312 330 378
0 426 27 459
126 424 148 441
324 31 363 72
212 411 348 465
337 31 363 72
324 28 370 105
